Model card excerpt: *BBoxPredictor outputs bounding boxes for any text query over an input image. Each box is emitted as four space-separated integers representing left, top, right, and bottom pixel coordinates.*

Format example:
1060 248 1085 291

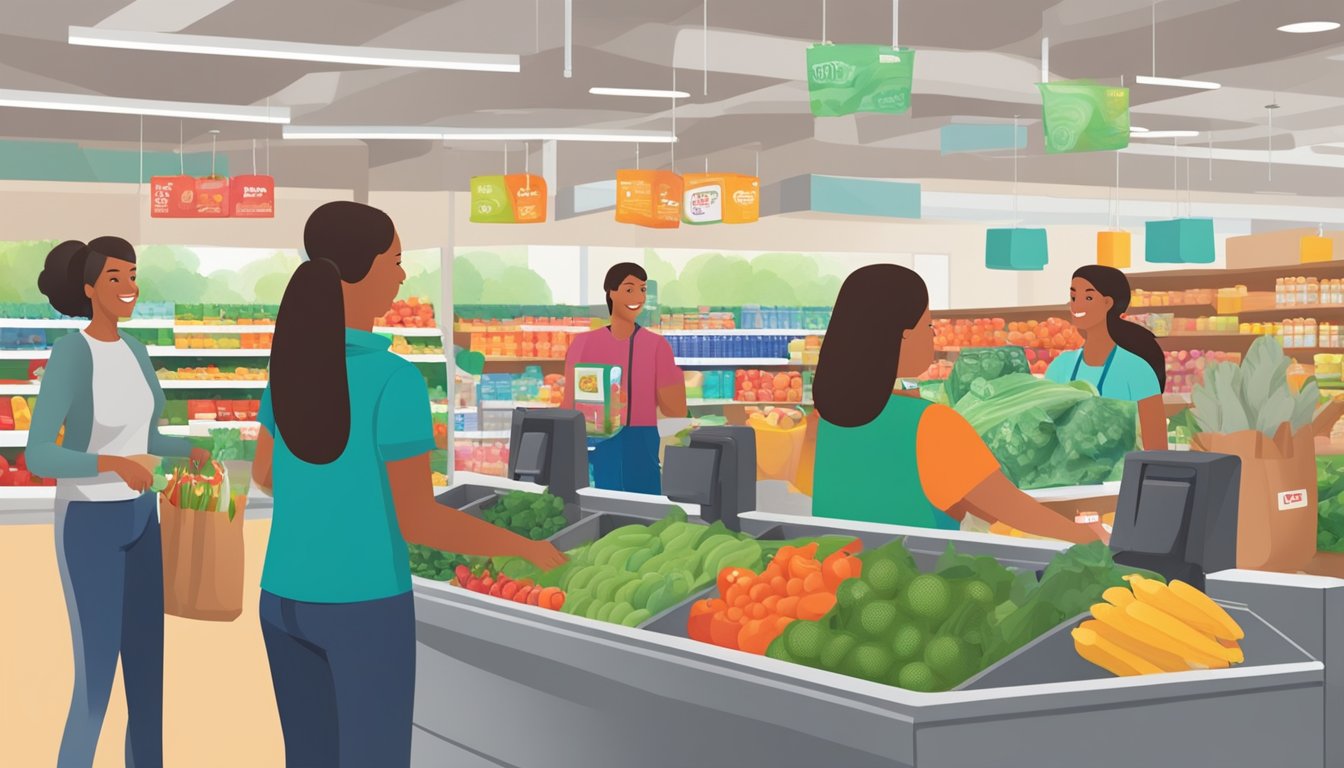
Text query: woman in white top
27 237 208 768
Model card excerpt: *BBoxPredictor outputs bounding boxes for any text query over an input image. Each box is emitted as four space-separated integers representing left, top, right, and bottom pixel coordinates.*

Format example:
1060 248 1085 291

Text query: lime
898 661 942 693
924 635 969 682
904 574 952 624
836 579 873 612
820 632 860 672
786 622 830 662
963 580 996 608
856 601 900 639
863 557 904 598
765 636 793 663
842 643 895 682
890 624 927 663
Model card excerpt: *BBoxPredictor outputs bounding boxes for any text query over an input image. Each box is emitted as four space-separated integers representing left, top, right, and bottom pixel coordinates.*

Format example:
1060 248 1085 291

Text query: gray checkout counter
412 411 1340 768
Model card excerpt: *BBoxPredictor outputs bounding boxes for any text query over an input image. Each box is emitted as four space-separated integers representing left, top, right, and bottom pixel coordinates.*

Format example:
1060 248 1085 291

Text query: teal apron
586 326 662 495
1070 346 1118 394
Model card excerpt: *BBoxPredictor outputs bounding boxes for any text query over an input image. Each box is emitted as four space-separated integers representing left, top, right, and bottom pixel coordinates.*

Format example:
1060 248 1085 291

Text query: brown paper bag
1193 423 1317 573
161 493 246 621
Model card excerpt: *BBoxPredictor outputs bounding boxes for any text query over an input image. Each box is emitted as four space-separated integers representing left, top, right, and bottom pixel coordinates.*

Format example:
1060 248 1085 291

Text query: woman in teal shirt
251 202 564 767
803 264 1104 543
1045 265 1167 451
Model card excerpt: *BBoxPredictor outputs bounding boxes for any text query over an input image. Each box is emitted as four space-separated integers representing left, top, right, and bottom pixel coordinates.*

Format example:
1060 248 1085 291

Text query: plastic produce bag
945 347 1030 405
160 461 246 622
806 44 915 117
1036 81 1130 154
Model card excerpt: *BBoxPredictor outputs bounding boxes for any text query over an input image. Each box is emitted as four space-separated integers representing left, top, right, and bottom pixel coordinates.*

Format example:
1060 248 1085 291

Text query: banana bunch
1072 575 1245 676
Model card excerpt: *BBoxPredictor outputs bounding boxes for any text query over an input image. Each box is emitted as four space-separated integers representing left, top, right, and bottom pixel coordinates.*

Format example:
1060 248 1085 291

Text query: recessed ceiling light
0 87 290 124
590 87 690 99
1277 21 1340 33
1135 75 1221 90
1132 130 1200 139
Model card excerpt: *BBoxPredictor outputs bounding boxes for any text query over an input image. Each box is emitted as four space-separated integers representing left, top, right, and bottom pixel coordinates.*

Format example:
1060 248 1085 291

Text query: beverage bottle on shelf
1309 278 1320 307
1307 319 1319 349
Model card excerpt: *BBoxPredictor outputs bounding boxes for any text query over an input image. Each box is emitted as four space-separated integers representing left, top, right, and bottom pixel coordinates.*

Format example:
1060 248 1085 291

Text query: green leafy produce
408 544 485 582
1193 335 1319 437
482 490 569 540
764 537 1160 692
1317 455 1344 553
945 347 1030 405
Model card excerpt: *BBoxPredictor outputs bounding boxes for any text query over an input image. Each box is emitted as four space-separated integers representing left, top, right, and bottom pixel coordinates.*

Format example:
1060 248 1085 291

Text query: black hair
271 201 396 464
38 237 138 319
1072 265 1166 392
604 262 648 313
813 264 929 428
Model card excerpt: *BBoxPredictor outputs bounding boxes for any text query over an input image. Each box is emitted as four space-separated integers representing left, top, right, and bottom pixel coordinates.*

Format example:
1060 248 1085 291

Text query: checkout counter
412 409 1341 768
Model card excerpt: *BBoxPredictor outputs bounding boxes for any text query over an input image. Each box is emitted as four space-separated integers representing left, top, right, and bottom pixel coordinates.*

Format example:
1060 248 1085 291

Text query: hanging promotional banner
1037 81 1130 154
682 173 761 225
194 176 230 218
150 175 198 218
470 174 548 224
806 44 915 117
615 170 683 229
230 175 275 218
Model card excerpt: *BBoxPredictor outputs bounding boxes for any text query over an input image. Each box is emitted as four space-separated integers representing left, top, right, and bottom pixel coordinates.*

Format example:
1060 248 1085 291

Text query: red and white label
1278 489 1309 511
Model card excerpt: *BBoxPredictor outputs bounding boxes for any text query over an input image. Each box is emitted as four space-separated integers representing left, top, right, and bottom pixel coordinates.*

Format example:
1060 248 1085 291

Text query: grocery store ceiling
1 0 1343 202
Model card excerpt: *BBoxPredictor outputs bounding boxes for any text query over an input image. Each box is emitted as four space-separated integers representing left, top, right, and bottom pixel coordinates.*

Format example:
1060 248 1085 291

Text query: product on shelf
454 315 595 333
174 333 273 350
1164 350 1242 394
1317 354 1343 383
175 304 279 325
764 539 1156 691
388 335 446 355
1159 316 1240 336
687 538 862 654
454 441 510 477
1277 277 1344 308
157 366 268 381
1073 575 1244 677
659 310 739 330
0 328 49 350
377 297 436 329
933 317 1082 354
482 491 569 540
666 334 798 360
183 399 262 424
735 369 805 403
469 330 572 360
1130 288 1221 308
0 452 55 487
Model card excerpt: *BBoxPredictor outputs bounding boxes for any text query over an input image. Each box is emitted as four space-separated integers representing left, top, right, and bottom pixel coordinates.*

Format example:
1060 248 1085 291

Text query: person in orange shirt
797 264 1106 543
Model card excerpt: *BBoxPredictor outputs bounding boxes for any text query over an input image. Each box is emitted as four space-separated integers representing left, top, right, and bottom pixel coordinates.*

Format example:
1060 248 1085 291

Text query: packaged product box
150 175 198 218
616 170 683 228
194 176 230 218
230 174 275 218
572 364 625 437
682 173 761 225
188 400 217 421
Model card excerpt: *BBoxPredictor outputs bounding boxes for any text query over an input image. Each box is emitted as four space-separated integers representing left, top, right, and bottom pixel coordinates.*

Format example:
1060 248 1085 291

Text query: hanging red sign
230 175 275 218
194 176 230 218
150 176 199 218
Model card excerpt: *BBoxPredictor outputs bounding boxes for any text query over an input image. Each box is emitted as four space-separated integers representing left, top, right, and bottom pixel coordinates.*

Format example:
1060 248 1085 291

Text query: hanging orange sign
616 170 683 228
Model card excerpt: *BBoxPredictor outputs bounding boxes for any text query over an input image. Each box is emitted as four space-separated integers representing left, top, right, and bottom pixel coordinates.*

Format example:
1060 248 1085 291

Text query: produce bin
412 496 1331 768
435 482 582 539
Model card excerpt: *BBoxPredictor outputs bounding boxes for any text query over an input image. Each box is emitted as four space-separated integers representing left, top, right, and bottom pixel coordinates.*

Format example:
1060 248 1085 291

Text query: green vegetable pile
945 347 1030 404
409 545 476 581
483 491 569 540
953 372 1136 490
1192 335 1318 436
1317 455 1344 553
766 539 1157 692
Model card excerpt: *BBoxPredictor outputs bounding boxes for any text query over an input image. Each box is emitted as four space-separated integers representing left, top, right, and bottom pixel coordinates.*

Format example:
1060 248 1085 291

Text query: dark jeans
588 425 663 495
55 492 163 768
259 590 416 768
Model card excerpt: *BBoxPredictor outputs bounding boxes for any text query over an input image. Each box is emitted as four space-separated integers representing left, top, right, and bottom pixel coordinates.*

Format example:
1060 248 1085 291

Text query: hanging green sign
1037 81 1130 154
806 44 915 117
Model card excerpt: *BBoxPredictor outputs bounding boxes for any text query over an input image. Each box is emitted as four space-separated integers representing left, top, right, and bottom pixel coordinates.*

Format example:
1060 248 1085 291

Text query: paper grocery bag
1193 423 1317 573
160 493 246 621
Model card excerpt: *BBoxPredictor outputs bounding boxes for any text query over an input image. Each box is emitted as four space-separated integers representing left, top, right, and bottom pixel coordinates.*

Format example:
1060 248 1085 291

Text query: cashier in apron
562 263 687 494
1044 265 1167 451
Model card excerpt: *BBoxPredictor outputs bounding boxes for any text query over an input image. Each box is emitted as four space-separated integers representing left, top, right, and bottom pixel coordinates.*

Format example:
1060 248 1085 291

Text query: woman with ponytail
1046 265 1168 451
252 201 564 767
29 236 208 768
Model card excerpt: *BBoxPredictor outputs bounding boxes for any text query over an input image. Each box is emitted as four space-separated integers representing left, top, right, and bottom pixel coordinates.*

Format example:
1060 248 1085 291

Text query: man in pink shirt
562 263 687 494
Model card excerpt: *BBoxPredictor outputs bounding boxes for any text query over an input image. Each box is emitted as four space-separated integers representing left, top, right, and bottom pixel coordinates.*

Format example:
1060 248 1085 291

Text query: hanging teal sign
1037 81 1130 154
1145 218 1216 264
986 228 1049 271
806 44 915 117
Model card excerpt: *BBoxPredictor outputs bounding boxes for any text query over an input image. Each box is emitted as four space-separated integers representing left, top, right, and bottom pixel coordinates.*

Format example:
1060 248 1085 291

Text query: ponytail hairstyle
38 237 137 319
1072 265 1166 392
270 202 395 464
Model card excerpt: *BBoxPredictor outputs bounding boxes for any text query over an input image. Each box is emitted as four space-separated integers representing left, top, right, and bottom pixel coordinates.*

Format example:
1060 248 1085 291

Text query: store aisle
0 520 283 767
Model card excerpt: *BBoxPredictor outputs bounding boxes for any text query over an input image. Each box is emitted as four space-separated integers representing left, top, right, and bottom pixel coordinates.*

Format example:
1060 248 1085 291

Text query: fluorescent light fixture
282 126 677 143
1278 21 1340 33
68 26 520 73
1131 130 1200 139
1129 126 1150 133
0 87 290 124
589 87 691 99
1135 75 1221 90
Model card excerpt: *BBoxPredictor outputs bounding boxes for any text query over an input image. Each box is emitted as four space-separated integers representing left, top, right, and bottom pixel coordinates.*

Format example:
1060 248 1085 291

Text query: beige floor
0 519 284 767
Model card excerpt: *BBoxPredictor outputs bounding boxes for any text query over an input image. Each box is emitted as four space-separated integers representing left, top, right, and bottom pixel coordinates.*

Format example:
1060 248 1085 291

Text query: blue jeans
588 426 662 495
259 590 416 767
55 492 163 768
